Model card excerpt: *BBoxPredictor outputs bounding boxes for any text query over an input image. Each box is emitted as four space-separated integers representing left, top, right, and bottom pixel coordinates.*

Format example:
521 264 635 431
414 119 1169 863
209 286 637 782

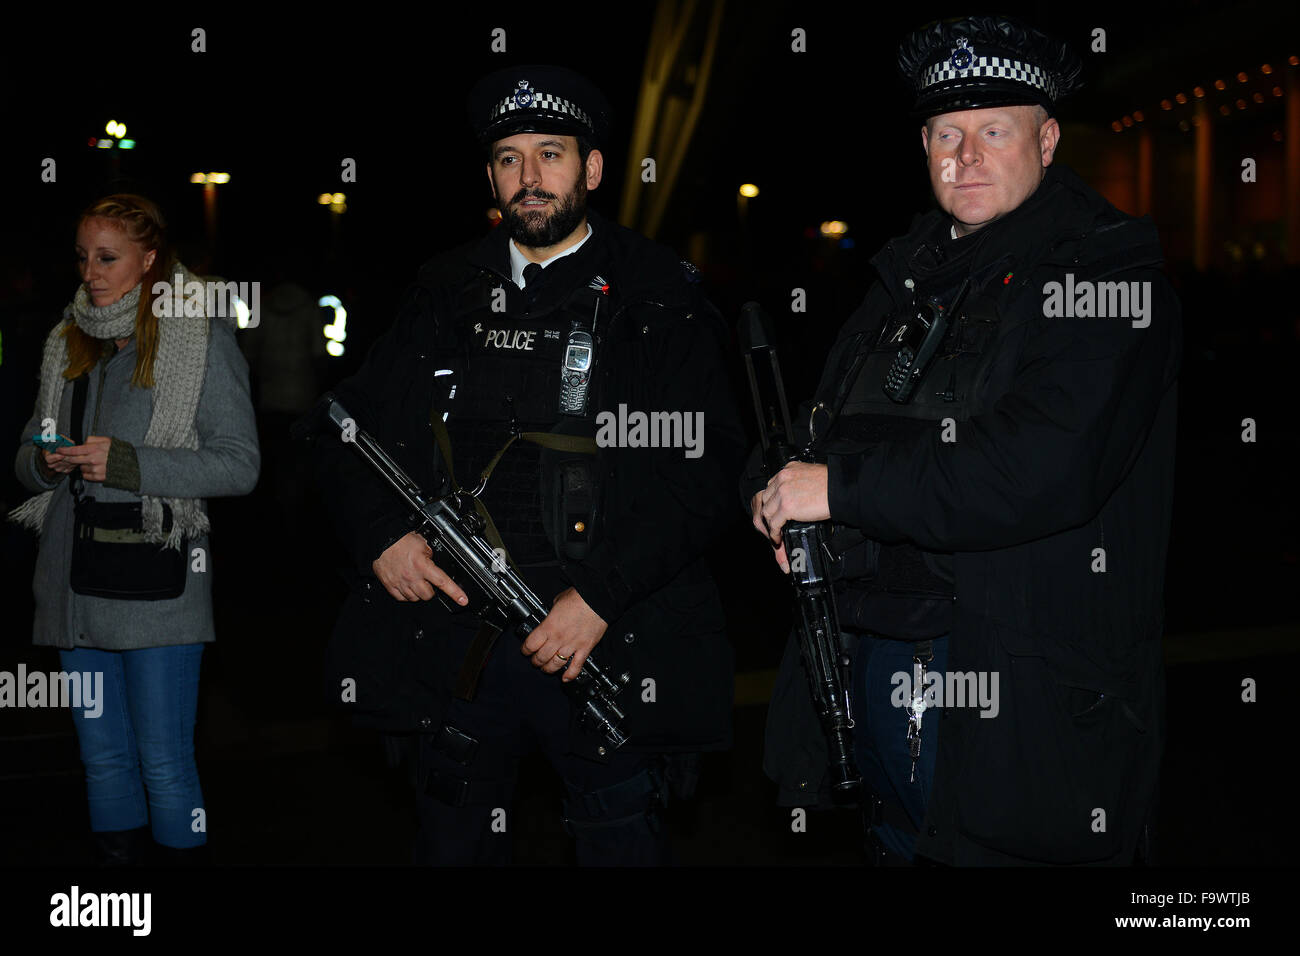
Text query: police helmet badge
949 36 975 71
513 79 535 108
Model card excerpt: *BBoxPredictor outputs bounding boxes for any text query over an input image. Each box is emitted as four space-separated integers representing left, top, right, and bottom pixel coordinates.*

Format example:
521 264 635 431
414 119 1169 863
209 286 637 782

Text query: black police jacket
749 165 1181 864
308 209 745 755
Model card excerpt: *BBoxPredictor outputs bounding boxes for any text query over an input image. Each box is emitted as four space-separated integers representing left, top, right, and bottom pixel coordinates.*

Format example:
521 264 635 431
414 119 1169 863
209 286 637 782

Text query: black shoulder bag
68 372 188 600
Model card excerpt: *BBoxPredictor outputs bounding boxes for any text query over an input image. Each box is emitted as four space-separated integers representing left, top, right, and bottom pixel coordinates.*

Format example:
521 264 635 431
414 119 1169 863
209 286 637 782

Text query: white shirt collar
509 222 594 289
950 224 959 240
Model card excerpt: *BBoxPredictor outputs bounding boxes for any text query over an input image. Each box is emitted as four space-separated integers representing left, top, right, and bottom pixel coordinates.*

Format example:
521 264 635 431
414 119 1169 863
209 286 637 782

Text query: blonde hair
64 193 176 387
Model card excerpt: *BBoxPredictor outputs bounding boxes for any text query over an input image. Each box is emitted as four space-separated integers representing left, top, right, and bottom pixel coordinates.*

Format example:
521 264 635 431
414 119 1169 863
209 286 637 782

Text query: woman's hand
40 448 77 476
58 436 112 483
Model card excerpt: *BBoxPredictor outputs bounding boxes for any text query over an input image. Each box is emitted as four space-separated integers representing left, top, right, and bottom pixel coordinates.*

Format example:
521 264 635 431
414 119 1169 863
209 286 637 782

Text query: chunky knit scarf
8 264 214 550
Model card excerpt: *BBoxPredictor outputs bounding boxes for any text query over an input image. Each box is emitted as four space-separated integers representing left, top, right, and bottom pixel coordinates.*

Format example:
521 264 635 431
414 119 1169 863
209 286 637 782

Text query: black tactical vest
827 226 1013 639
435 268 608 569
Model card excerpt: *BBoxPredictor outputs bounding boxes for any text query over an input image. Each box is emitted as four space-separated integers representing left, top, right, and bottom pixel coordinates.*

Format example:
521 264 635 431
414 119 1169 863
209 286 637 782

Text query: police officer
749 16 1180 865
309 65 744 865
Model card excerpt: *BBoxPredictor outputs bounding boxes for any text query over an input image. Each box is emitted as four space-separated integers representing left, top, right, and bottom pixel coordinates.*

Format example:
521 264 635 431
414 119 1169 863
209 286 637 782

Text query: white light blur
320 295 347 356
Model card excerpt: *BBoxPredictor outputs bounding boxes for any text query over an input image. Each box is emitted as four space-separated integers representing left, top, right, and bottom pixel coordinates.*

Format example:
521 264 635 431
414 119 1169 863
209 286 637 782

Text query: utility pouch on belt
66 373 187 601
540 418 602 562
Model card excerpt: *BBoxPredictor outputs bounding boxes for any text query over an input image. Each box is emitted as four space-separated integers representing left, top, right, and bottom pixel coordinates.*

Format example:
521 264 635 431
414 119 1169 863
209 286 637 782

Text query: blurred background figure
238 250 328 536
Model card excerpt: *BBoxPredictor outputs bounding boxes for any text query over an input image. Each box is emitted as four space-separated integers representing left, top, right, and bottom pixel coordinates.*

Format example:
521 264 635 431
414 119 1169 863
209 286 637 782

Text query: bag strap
69 374 90 501
71 374 89 444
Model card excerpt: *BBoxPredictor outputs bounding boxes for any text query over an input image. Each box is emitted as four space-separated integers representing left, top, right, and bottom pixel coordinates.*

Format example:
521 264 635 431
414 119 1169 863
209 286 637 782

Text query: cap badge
512 79 535 108
949 37 975 71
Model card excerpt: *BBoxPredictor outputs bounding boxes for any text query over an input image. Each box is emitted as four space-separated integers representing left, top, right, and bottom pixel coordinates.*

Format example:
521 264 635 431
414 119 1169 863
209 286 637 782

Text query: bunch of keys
904 643 934 784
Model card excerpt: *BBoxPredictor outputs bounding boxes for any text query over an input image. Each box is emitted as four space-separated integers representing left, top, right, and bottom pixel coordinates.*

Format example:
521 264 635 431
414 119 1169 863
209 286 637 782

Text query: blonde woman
10 194 259 865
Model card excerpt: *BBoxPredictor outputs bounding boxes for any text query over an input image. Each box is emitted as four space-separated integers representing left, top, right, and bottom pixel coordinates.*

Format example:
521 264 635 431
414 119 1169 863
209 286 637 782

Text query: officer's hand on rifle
373 531 470 606
522 587 608 682
751 461 831 574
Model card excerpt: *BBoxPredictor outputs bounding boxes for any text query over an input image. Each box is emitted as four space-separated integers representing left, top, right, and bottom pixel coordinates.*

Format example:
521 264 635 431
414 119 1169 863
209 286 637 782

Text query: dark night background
1 0 1296 882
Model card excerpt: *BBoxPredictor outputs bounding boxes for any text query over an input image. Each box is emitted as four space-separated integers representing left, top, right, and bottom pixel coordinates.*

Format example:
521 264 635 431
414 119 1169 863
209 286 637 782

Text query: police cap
898 15 1083 119
467 64 611 147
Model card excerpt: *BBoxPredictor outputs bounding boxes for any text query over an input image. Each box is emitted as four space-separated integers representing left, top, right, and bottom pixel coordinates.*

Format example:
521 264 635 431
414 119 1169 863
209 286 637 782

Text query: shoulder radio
882 276 971 404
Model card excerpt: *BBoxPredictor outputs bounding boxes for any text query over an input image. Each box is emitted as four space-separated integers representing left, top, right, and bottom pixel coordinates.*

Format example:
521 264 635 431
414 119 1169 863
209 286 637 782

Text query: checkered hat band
491 92 592 130
921 55 1058 101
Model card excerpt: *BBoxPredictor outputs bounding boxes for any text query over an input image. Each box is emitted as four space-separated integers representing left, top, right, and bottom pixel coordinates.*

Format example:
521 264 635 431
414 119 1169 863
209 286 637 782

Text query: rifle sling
453 620 502 702
429 409 598 701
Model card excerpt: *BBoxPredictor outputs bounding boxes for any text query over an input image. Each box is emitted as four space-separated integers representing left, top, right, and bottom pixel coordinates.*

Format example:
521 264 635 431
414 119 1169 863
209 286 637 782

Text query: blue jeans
851 633 949 862
59 644 206 848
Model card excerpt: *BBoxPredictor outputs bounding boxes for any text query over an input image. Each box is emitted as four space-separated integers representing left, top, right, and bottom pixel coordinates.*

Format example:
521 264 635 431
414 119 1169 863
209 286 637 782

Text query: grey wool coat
12 318 259 650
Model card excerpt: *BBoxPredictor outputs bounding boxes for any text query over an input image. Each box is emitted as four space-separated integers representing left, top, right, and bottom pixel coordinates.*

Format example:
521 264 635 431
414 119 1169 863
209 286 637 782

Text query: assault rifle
739 304 861 798
322 396 629 754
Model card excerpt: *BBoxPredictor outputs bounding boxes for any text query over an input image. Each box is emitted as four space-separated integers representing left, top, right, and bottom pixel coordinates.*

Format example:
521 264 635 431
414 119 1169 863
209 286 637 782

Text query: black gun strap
427 408 507 701
453 620 502 702
430 408 594 703
428 409 512 562
808 323 887 454
428 408 601 702
428 410 597 570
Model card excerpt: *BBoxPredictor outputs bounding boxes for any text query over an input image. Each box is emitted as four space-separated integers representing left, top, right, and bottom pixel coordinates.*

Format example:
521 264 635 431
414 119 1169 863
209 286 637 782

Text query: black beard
499 177 588 248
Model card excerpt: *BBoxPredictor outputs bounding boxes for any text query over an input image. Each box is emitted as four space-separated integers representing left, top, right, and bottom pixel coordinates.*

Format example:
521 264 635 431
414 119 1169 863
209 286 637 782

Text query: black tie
522 262 544 289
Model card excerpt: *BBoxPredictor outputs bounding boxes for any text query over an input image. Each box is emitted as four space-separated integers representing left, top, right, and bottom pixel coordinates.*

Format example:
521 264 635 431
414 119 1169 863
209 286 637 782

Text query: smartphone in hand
29 434 75 452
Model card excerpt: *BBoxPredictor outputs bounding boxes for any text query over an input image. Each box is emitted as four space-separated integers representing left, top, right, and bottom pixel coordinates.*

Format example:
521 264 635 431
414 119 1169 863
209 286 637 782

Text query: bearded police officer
749 16 1180 865
309 65 743 865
